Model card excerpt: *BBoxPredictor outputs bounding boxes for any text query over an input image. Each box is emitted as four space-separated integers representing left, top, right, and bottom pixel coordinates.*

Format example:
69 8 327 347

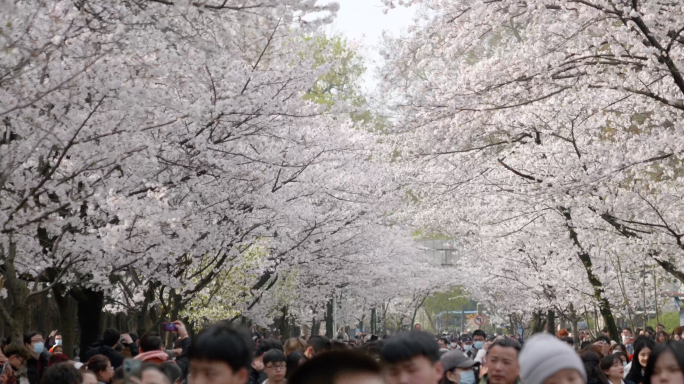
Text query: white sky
325 0 417 93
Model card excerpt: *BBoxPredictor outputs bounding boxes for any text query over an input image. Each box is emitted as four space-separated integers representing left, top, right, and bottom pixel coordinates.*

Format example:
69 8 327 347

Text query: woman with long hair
625 336 656 384
656 332 669 344
601 353 634 384
582 351 610 384
643 341 684 384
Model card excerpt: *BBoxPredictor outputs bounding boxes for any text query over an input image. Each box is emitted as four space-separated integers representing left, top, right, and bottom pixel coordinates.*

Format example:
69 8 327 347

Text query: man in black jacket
24 332 50 384
86 328 139 369
249 339 283 384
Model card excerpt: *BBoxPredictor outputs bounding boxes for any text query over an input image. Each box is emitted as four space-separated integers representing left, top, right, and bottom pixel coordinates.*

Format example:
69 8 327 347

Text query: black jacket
174 338 191 379
86 344 125 369
27 351 50 384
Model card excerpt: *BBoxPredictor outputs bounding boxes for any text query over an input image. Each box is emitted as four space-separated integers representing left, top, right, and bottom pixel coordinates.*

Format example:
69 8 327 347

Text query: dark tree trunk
72 288 104 362
547 310 556 335
561 207 620 342
53 284 76 359
325 299 334 339
311 318 321 337
371 308 377 335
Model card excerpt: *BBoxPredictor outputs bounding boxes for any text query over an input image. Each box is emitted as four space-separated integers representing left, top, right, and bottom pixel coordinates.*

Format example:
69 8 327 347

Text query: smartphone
123 359 142 384
161 322 178 332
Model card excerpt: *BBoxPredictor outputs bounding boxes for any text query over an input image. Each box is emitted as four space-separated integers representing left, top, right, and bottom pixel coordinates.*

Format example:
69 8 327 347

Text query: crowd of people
1 321 684 384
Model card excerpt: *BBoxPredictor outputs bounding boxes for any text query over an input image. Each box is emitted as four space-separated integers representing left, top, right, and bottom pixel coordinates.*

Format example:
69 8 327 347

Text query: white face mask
464 344 472 351
450 342 458 349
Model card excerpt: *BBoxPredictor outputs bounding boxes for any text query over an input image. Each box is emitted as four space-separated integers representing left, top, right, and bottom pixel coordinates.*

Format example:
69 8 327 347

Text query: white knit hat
519 334 587 384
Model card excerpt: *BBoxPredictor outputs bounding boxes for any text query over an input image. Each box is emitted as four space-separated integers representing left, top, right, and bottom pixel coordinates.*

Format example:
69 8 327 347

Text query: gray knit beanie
519 334 586 384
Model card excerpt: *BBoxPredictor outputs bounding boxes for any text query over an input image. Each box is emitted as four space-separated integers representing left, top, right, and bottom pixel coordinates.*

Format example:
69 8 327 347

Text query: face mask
622 336 628 343
474 341 484 350
55 340 62 346
450 343 458 349
463 344 472 351
32 342 44 354
460 370 476 384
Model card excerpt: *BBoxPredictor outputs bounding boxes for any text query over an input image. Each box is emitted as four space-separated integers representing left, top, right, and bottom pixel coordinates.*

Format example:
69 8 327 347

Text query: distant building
418 239 457 266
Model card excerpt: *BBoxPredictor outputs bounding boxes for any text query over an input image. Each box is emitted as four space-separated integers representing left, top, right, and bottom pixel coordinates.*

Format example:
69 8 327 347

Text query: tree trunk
311 317 321 337
570 304 580 351
561 207 621 342
0 240 30 341
371 308 377 335
547 310 555 335
53 284 76 359
325 299 334 339
279 306 290 339
72 287 104 362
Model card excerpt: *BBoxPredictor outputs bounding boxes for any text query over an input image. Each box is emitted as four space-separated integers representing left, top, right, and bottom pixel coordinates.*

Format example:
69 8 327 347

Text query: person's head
601 354 625 381
40 364 82 384
657 331 669 343
626 336 656 384
581 351 608 384
85 354 114 383
644 341 684 384
438 338 449 349
561 337 574 347
284 338 307 356
188 322 253 384
461 336 473 351
103 328 121 348
602 328 610 336
263 349 287 384
657 325 665 333
595 336 611 356
472 330 487 348
380 331 443 384
557 330 570 339
623 328 633 338
583 344 606 359
24 332 45 356
161 362 183 384
112 367 124 384
52 345 64 354
440 350 476 384
81 371 98 384
415 324 422 331
54 333 63 345
47 353 69 367
487 338 522 384
305 335 331 359
519 334 586 384
4 342 30 370
141 363 171 384
140 332 165 352
286 351 307 380
289 350 382 384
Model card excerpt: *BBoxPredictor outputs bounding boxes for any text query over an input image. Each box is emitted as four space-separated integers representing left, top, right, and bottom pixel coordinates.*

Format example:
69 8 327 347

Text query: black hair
85 355 111 374
113 367 124 383
129 332 139 343
626 336 656 384
263 349 287 366
581 341 592 349
161 361 182 384
256 338 284 357
624 327 633 333
489 338 521 355
472 330 486 339
380 331 440 364
438 338 450 346
330 340 348 350
595 335 610 344
140 332 164 352
103 328 121 347
40 363 82 384
355 340 383 360
561 337 574 346
307 336 332 354
644 341 684 384
24 332 41 345
286 351 307 380
600 354 622 372
645 326 655 333
289 350 381 384
188 322 253 373
581 351 610 384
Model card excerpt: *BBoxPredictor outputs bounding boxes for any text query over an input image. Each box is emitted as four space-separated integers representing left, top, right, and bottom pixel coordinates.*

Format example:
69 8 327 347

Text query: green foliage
301 35 387 131
648 312 681 333
423 286 476 316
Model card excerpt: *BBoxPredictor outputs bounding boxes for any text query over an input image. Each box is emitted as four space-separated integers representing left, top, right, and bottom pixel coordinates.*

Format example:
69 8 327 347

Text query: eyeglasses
265 364 286 371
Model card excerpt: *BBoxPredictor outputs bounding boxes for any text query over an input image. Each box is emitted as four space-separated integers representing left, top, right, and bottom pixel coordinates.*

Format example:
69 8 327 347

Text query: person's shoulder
624 380 636 384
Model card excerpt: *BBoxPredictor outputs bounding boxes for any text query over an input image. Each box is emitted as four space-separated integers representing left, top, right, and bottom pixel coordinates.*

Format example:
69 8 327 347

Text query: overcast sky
324 0 417 93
